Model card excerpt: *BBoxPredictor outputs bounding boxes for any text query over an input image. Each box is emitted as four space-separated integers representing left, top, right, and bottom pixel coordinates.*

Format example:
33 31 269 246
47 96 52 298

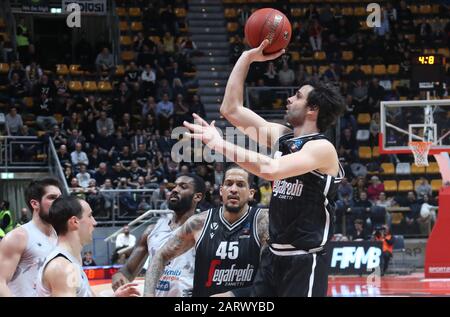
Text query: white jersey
8 221 57 297
147 215 195 297
36 247 93 297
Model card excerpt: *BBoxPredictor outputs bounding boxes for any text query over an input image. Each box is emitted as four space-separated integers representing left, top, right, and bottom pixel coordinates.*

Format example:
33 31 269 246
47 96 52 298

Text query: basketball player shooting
183 39 346 296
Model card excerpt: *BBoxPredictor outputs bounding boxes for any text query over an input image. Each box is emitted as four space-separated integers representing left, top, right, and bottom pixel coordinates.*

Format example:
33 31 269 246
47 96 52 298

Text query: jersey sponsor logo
238 222 251 239
205 260 254 287
272 179 303 199
210 222 218 239
161 268 182 281
156 280 170 291
331 246 381 270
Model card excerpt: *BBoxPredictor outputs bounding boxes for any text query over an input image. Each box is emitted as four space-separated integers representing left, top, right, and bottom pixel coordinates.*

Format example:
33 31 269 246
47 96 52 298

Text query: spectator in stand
278 62 295 86
133 144 153 169
151 182 169 209
415 177 432 200
400 191 421 234
172 78 186 98
67 129 86 151
352 79 368 111
263 62 278 86
82 251 97 267
9 73 26 107
76 163 91 188
62 112 81 134
95 47 115 79
113 225 137 264
95 127 115 159
349 219 369 241
309 19 323 51
367 176 385 202
133 32 151 53
348 64 365 87
57 144 71 168
25 61 43 92
109 162 130 186
125 62 141 92
374 8 390 36
71 142 89 167
173 93 189 126
128 160 147 184
339 128 357 162
156 93 174 133
162 32 175 54
69 177 85 199
8 60 26 82
373 225 394 275
352 191 373 228
335 193 354 234
417 194 438 235
368 78 385 112
96 111 115 136
323 63 340 82
139 96 157 118
338 177 353 200
93 162 110 187
141 64 156 96
5 106 23 136
117 145 133 171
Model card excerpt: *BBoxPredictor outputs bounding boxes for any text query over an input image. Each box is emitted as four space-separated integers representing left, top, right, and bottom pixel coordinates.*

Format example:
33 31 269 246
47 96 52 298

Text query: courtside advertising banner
62 0 107 15
22 0 49 12
328 241 383 275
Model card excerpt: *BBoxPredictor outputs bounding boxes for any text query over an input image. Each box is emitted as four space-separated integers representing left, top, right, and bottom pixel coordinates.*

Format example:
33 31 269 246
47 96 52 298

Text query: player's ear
219 185 224 198
193 192 203 203
68 216 79 230
248 188 255 200
30 199 40 211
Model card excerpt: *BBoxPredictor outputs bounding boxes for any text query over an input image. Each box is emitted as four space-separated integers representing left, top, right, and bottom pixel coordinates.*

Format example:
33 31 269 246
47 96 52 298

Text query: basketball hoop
409 141 433 167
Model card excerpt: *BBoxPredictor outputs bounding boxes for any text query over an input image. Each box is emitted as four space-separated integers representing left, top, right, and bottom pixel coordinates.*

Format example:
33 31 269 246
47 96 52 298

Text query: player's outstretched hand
114 282 141 297
244 39 285 63
183 113 223 149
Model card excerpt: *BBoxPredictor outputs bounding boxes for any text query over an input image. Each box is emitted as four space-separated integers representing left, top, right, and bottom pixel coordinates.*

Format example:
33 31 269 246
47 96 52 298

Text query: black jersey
269 132 344 254
192 206 262 297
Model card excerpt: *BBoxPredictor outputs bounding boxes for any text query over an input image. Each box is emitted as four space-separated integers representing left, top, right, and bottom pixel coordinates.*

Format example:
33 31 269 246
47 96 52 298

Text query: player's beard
169 193 194 215
225 201 246 214
38 207 51 224
285 106 307 127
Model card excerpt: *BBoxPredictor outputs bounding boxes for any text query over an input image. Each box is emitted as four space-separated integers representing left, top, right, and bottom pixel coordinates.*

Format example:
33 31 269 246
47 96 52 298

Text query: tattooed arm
111 223 156 291
257 208 269 250
143 212 207 297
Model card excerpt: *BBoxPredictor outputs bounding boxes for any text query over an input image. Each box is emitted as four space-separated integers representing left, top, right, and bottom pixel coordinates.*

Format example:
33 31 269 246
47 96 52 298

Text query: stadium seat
83 81 98 92
396 163 411 175
419 5 432 14
404 34 416 43
361 65 373 75
290 52 300 62
23 97 34 108
341 7 354 16
291 8 303 17
69 65 84 76
357 113 371 125
319 66 328 75
98 81 113 92
431 4 440 14
116 7 126 17
387 64 400 75
130 22 143 32
149 36 161 45
409 5 418 14
175 8 187 18
392 80 401 90
354 7 366 16
356 129 370 142
398 180 413 192
313 51 326 61
54 113 63 124
115 65 125 77
224 8 237 18
345 65 354 74
423 48 436 54
384 180 398 192
431 179 442 191
128 7 142 17
69 81 83 92
227 22 239 32
437 48 450 58
56 64 69 76
426 162 440 174
342 51 353 61
0 18 5 29
121 51 135 62
120 36 132 46
373 65 386 75
358 146 372 160
372 146 380 158
0 63 10 74
381 163 395 175
119 21 129 32
411 163 426 174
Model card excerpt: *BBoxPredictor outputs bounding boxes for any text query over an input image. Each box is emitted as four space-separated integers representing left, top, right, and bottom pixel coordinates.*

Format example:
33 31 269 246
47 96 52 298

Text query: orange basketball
244 8 292 54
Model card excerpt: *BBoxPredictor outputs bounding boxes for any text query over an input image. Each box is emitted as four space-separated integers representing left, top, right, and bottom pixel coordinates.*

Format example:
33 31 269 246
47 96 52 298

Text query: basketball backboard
380 99 450 155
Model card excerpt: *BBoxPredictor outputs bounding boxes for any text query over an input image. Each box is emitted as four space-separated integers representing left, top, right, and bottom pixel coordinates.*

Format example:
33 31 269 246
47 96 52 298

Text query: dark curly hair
303 80 346 132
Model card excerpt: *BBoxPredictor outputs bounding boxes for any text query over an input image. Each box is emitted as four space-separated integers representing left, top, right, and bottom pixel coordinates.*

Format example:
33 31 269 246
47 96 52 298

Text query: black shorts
250 248 329 297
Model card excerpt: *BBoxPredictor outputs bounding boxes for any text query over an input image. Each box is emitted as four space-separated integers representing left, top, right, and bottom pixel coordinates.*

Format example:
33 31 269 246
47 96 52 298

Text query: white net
409 141 432 167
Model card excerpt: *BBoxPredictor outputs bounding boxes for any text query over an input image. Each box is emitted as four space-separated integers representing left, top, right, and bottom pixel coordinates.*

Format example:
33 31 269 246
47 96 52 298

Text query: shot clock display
413 54 444 65
411 54 446 90
83 265 121 280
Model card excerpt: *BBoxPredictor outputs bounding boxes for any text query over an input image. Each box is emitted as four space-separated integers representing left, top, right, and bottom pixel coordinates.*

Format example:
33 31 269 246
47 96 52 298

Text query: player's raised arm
111 223 156 291
0 229 27 297
143 212 206 296
220 39 290 148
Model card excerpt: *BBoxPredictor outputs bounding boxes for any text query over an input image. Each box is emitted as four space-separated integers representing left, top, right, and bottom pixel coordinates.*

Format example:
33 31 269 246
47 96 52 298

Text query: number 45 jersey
192 206 263 297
